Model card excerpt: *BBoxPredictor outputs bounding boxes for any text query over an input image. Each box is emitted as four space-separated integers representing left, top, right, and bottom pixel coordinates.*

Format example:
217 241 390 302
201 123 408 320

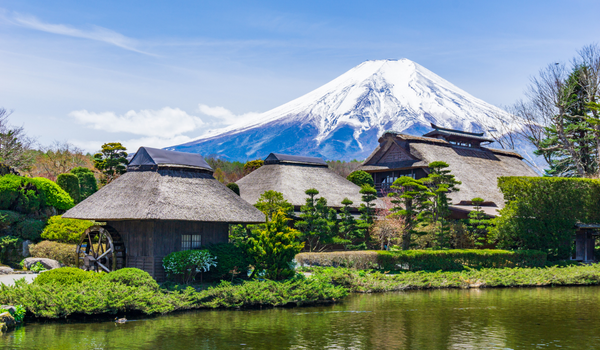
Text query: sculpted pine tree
467 197 490 247
295 188 337 252
389 176 433 250
423 161 461 248
336 198 365 250
93 143 128 184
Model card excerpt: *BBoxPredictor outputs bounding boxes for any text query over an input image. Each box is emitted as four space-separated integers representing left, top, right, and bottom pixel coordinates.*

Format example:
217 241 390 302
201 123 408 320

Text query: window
181 234 201 250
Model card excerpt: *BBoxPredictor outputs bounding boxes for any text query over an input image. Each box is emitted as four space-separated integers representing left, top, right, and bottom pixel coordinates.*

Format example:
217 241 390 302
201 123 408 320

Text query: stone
22 257 61 270
22 240 32 257
0 312 16 330
0 267 13 275
0 306 16 315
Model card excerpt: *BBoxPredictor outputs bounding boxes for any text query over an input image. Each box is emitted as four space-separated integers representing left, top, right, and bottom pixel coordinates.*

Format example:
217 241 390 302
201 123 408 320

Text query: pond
2 286 599 349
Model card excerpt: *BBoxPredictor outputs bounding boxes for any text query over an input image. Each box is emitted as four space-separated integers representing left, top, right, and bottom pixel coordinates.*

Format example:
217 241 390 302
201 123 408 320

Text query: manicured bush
376 249 547 271
206 243 250 281
296 251 379 270
15 218 44 241
70 167 98 200
0 235 21 263
0 175 44 214
30 177 74 211
57 173 80 203
162 250 217 284
226 182 240 195
101 268 159 290
346 170 374 187
34 267 101 285
29 240 78 266
296 249 547 271
40 215 94 243
492 177 600 260
0 210 23 230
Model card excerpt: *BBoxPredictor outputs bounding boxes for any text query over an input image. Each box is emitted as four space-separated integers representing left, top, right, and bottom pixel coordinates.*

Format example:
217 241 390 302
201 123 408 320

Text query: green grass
302 264 600 293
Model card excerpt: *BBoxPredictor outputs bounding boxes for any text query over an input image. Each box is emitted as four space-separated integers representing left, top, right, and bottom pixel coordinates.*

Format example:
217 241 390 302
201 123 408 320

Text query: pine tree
336 198 365 250
93 143 127 184
295 188 336 252
467 197 490 247
423 161 461 248
389 176 433 250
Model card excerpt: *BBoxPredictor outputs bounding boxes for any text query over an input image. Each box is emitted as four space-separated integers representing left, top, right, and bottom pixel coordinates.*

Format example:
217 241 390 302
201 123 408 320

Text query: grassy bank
0 270 347 319
302 264 600 293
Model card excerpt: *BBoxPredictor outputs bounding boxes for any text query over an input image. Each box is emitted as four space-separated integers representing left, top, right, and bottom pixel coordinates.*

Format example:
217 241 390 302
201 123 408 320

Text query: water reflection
2 286 600 349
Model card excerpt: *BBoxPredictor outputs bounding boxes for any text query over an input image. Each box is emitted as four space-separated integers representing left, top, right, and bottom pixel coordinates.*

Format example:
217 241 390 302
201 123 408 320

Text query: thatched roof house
359 124 539 217
236 153 363 209
63 147 264 280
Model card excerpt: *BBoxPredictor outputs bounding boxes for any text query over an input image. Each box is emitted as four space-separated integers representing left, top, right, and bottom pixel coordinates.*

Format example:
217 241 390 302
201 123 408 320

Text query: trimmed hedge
492 177 600 260
206 243 250 281
30 177 74 211
0 175 44 214
346 170 374 187
57 174 80 203
34 267 102 285
296 249 547 271
41 215 94 243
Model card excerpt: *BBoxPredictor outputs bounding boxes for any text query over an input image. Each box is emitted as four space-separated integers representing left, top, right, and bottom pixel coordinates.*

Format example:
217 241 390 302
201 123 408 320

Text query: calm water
2 286 600 349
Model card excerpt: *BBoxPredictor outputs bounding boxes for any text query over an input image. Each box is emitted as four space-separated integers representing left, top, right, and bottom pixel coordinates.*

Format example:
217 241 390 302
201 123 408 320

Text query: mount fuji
169 59 536 166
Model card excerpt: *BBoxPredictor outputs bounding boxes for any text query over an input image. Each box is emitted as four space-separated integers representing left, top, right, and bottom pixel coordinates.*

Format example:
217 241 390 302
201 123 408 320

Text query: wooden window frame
181 234 202 250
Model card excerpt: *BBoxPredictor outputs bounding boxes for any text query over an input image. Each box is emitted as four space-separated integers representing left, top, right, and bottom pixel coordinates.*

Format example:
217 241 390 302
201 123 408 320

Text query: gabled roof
236 161 363 208
63 168 265 223
264 153 328 166
359 131 539 207
128 147 212 172
422 123 493 143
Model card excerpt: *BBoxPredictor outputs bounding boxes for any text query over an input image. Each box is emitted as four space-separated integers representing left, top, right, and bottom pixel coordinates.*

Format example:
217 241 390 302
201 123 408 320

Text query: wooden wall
106 220 229 281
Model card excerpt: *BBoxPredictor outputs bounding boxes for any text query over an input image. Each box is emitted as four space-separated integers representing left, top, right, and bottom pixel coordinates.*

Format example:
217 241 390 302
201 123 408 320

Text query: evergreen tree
335 198 365 250
295 188 336 252
254 190 293 220
346 170 374 187
70 167 98 200
423 161 461 248
246 210 304 280
467 197 490 247
358 184 377 248
389 176 433 250
56 173 80 203
93 143 127 184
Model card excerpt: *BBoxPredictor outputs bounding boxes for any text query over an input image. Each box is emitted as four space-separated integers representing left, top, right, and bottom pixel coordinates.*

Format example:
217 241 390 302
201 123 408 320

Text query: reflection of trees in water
5 287 600 349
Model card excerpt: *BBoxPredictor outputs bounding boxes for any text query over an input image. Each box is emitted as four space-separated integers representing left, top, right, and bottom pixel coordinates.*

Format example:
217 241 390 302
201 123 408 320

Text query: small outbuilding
236 153 364 211
63 147 265 281
574 224 600 262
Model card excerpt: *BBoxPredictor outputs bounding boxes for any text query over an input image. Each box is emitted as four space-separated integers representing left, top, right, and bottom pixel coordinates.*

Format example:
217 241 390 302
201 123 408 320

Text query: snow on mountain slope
169 59 538 167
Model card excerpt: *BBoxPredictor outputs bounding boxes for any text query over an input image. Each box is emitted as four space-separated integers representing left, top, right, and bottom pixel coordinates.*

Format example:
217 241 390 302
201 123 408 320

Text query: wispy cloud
2 11 153 55
69 107 204 138
198 104 261 125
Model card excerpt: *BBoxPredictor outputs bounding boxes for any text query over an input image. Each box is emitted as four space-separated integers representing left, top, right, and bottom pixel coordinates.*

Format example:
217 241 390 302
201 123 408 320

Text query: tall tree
389 176 433 250
295 188 337 252
335 198 365 250
0 108 35 171
93 143 128 184
467 197 490 247
70 167 98 201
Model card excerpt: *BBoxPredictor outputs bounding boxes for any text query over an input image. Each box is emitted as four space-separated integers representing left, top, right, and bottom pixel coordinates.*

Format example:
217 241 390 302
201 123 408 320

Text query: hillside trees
0 108 35 172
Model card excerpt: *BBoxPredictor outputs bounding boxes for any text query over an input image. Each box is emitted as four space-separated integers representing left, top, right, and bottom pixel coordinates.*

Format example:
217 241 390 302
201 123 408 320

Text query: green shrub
492 177 600 260
30 261 47 272
70 167 98 201
15 218 45 241
12 305 25 323
30 177 74 211
29 240 78 266
101 268 159 290
57 173 80 203
0 210 23 231
296 249 547 271
0 175 44 214
296 251 379 270
0 235 21 263
41 215 94 243
206 243 250 281
162 250 217 284
34 267 101 285
346 170 374 187
226 182 240 195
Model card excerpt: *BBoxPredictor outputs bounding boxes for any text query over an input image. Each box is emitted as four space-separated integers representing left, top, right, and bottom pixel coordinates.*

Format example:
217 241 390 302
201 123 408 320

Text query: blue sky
1 0 599 153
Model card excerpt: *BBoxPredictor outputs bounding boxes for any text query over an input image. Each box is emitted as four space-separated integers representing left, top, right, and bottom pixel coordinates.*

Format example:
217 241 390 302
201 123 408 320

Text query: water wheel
77 225 126 272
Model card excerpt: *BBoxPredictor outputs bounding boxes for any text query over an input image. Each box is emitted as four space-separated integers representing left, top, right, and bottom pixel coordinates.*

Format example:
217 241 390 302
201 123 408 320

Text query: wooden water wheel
77 225 126 272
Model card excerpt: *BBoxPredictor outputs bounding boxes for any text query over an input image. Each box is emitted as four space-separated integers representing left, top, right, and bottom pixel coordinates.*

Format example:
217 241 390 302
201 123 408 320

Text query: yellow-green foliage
41 215 94 243
29 240 79 266
30 177 74 210
247 210 304 280
492 176 600 260
0 175 44 213
34 267 102 285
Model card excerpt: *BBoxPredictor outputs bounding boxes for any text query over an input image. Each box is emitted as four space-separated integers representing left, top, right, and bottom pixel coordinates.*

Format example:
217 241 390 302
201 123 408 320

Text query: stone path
0 274 37 286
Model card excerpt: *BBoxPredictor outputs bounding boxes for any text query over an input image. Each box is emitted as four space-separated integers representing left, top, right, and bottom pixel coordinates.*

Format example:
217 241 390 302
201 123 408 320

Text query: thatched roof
236 155 363 208
128 147 212 171
264 153 328 166
359 131 539 208
63 148 265 223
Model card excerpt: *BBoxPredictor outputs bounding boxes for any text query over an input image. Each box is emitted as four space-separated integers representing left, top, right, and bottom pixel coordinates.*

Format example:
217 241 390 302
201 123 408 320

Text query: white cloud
70 135 194 154
69 107 204 138
198 104 261 125
4 11 152 55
